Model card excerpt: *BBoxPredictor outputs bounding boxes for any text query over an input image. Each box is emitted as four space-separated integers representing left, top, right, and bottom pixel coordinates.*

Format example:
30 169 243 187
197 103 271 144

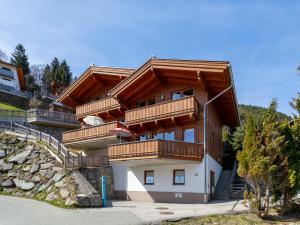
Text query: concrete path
0 195 248 225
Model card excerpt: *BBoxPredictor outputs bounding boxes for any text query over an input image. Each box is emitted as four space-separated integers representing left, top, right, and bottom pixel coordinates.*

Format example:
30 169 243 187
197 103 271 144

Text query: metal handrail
230 160 238 193
0 121 80 168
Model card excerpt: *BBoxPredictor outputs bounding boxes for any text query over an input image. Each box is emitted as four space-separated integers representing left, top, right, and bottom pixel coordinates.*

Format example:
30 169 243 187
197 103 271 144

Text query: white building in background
0 60 31 98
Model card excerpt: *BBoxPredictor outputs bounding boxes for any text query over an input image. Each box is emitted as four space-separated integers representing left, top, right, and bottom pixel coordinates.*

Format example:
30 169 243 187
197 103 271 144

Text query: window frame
183 127 195 143
170 88 194 100
173 169 185 185
164 130 175 141
144 170 154 185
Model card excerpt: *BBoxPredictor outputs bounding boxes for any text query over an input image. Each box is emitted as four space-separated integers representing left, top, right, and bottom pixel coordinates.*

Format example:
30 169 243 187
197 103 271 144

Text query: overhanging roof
109 58 240 126
57 66 134 107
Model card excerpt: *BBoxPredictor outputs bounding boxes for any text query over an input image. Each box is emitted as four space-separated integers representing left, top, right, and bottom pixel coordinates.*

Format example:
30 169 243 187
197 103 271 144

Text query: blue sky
0 0 299 115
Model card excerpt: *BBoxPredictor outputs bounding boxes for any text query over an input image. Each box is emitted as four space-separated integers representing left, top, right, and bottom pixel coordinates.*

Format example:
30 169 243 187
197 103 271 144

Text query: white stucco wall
0 64 20 90
207 154 222 193
112 154 222 194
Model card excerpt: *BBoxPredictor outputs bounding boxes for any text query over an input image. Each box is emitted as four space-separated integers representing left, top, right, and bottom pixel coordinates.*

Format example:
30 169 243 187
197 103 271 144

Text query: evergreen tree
237 100 285 217
59 59 72 85
10 44 40 93
290 92 300 116
50 57 60 82
237 115 262 213
231 126 245 152
258 100 285 215
10 44 30 75
41 64 51 94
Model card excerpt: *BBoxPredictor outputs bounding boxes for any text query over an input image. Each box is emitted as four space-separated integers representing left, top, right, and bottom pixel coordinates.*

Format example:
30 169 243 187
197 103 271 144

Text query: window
171 91 182 100
154 132 163 140
160 94 165 102
139 134 147 141
138 133 153 141
183 128 195 143
173 170 185 185
183 89 193 97
2 67 11 71
137 101 146 108
171 89 193 100
148 99 155 105
164 131 175 141
144 171 154 185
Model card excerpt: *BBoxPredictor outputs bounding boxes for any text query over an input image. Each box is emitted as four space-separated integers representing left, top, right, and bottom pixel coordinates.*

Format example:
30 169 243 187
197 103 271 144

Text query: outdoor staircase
230 175 247 199
214 170 232 200
214 161 247 200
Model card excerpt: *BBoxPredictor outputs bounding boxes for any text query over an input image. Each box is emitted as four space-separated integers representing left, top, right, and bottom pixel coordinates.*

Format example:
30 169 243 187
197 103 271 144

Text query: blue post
101 176 107 207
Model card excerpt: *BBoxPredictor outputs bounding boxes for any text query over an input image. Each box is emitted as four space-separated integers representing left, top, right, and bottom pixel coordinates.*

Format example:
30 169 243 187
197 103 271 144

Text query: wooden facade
59 58 239 165
76 96 122 119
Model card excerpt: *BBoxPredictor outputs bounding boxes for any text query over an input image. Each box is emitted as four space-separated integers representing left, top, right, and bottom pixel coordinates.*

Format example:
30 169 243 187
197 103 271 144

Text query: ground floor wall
112 154 222 203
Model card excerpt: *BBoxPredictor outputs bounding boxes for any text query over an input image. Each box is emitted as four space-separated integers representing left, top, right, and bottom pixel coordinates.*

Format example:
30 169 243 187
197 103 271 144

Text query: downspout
203 64 238 203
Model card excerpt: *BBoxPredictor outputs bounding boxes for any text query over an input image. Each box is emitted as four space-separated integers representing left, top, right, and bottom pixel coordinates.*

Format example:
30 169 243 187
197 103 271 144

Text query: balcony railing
27 108 79 126
76 97 121 118
0 83 33 99
125 96 199 125
62 121 124 144
0 68 14 80
0 110 25 118
108 139 203 162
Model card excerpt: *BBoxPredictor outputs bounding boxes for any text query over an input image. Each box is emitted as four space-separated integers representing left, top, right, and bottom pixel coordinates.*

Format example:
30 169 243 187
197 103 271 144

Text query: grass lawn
0 102 23 111
162 213 300 225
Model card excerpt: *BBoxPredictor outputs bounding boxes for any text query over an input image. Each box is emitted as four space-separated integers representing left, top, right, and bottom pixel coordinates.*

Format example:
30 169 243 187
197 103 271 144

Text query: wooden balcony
62 121 126 150
108 139 203 164
76 97 121 119
125 96 200 127
26 108 80 128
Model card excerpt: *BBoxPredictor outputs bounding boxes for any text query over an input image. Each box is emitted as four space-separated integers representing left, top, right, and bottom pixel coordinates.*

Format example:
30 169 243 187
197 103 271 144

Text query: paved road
0 195 248 225
0 196 143 225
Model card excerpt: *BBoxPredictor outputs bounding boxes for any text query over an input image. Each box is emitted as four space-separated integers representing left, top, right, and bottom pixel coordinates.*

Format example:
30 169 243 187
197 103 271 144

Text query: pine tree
258 99 285 215
59 59 72 85
237 100 285 217
41 64 51 94
50 57 60 82
237 114 262 213
231 126 245 152
10 44 30 75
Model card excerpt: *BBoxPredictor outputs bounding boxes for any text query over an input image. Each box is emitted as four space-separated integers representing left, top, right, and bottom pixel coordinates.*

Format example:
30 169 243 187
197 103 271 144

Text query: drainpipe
203 84 233 203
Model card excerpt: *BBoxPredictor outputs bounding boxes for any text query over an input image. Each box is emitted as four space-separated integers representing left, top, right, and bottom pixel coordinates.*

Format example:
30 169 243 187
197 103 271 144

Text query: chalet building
58 58 239 203
0 60 32 98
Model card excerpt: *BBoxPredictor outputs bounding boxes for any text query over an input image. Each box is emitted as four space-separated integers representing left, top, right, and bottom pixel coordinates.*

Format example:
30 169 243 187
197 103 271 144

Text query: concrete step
214 170 233 200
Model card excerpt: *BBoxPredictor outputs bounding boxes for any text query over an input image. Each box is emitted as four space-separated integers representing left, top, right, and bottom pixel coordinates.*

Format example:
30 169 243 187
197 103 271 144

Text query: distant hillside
238 104 291 124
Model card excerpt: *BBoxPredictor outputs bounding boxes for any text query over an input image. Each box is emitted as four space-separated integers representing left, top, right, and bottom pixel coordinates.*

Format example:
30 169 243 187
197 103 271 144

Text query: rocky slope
0 133 79 207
